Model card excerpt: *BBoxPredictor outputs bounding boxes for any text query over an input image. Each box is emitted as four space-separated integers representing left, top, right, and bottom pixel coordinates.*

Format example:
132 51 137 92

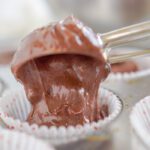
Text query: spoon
108 50 150 64
99 21 150 63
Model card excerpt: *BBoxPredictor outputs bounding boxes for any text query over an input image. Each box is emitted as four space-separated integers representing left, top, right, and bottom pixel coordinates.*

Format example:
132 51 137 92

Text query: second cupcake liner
130 96 150 149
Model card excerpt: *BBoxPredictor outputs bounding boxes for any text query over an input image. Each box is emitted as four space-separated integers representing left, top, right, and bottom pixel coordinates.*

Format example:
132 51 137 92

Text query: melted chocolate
11 16 109 127
112 61 138 73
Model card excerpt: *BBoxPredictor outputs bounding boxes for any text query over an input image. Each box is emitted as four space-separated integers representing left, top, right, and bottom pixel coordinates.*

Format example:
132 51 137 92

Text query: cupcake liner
0 87 122 145
0 129 54 150
130 96 150 149
107 47 150 81
0 78 6 96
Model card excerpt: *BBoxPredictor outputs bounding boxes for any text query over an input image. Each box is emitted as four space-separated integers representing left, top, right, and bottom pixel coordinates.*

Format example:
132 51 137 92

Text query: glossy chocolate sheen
11 16 109 127
12 16 105 72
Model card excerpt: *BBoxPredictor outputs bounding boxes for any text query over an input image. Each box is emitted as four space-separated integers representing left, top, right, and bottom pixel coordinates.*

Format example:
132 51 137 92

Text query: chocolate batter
112 61 138 73
11 16 110 127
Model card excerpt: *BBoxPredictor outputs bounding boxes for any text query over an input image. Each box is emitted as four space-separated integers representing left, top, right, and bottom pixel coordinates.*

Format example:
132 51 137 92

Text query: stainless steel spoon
99 21 150 63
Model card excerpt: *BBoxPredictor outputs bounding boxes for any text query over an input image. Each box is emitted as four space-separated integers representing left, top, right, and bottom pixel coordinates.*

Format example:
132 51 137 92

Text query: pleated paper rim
0 128 54 150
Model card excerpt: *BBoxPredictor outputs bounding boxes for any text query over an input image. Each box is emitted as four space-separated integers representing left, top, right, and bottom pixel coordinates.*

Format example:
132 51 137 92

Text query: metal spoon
108 50 150 64
99 21 150 63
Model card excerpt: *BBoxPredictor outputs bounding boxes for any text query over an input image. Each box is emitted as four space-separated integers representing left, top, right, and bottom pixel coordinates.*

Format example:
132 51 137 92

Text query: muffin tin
102 72 150 150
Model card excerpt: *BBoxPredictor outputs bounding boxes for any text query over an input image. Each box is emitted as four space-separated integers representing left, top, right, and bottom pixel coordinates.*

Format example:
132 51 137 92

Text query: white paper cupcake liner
130 96 150 149
106 47 150 81
0 129 54 150
0 87 122 145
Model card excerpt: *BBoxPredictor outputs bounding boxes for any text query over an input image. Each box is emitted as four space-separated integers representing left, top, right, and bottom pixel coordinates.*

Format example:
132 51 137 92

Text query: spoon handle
100 21 150 48
108 50 150 64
